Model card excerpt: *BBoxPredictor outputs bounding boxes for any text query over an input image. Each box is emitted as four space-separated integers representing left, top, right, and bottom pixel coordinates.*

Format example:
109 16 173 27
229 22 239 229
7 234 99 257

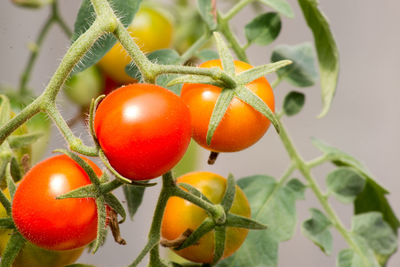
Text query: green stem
45 104 98 156
179 32 211 64
222 0 255 21
271 76 282 89
113 22 155 83
19 14 55 94
218 17 249 62
306 154 330 169
277 120 371 266
52 0 72 38
0 98 41 146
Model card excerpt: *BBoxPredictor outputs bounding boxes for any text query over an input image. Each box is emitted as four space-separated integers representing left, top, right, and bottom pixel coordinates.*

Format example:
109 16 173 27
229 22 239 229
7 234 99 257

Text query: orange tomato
181 59 275 152
161 171 251 263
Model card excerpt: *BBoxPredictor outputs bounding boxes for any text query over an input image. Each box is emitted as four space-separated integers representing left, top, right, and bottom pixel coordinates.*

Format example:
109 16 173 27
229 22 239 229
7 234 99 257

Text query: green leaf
7 132 43 149
197 0 217 30
286 178 306 200
235 86 280 133
301 208 332 255
283 91 305 116
258 0 294 18
271 43 318 87
0 232 25 267
352 212 397 259
197 49 219 61
298 0 339 117
337 236 380 267
71 0 142 73
218 175 301 266
245 12 281 46
312 138 400 233
206 89 235 145
326 167 366 203
355 178 400 234
123 184 146 220
236 60 292 85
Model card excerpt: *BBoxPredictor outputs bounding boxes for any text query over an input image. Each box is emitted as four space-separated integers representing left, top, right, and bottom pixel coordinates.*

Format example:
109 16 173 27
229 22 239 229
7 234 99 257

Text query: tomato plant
12 154 102 251
181 59 275 152
161 171 251 263
94 83 191 180
0 187 84 267
97 5 174 84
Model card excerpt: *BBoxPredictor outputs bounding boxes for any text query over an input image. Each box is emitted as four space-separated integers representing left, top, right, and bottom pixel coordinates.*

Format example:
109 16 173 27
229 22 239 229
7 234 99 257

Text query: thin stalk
45 104 98 156
277 120 372 266
19 15 55 94
222 0 255 21
271 76 282 89
52 0 72 38
179 32 211 64
306 154 330 169
114 22 155 83
218 17 249 62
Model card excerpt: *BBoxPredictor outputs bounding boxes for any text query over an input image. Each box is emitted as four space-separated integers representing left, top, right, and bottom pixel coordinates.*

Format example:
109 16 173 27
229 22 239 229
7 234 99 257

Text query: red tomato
12 155 102 250
161 171 251 263
181 59 275 152
94 83 191 180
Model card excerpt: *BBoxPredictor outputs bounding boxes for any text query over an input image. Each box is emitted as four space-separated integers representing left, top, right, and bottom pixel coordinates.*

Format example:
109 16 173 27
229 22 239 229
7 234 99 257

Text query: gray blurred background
1 0 399 266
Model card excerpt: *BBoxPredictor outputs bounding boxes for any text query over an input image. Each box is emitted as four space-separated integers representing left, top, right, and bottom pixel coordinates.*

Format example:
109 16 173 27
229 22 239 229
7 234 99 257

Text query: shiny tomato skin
97 5 174 84
12 155 102 251
0 186 84 267
94 83 192 180
181 59 275 152
161 171 251 263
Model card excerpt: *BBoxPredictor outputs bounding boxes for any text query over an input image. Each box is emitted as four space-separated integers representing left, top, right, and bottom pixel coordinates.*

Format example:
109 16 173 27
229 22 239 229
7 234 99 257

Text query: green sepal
104 193 127 224
221 174 236 212
7 132 43 149
55 149 100 187
178 183 212 204
99 150 137 185
91 197 107 253
213 226 226 263
89 95 105 146
206 88 235 145
236 60 292 85
0 218 15 230
5 163 16 200
214 32 235 76
56 184 98 199
225 213 267 230
235 86 280 133
283 91 305 116
10 157 22 183
167 75 226 88
197 0 218 31
0 232 25 267
176 218 215 250
0 189 11 216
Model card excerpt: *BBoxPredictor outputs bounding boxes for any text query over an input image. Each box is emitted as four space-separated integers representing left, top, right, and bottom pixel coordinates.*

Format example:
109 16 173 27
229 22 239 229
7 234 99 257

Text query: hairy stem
179 31 211 64
218 17 249 62
222 0 255 21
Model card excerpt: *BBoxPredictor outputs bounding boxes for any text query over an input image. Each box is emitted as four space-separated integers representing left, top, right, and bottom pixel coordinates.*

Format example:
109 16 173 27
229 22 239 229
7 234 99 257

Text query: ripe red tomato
181 59 275 152
94 83 191 180
0 186 84 267
12 154 102 250
161 171 251 263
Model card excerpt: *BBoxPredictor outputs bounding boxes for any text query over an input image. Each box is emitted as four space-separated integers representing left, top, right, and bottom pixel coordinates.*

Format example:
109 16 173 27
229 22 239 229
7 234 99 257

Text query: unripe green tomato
0 187 84 267
64 66 104 107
